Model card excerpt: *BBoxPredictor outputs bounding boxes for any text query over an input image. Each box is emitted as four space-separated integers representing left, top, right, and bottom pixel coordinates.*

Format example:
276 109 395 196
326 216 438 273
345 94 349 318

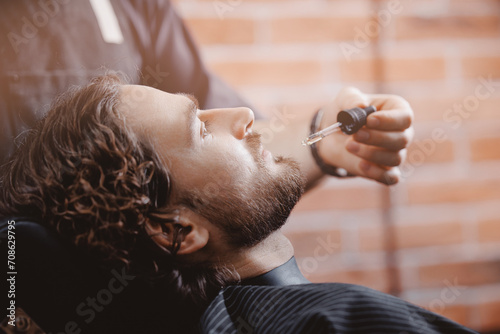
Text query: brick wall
175 0 500 331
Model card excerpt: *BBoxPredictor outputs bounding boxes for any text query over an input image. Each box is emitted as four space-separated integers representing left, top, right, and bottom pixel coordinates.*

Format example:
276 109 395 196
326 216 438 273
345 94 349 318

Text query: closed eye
201 120 210 138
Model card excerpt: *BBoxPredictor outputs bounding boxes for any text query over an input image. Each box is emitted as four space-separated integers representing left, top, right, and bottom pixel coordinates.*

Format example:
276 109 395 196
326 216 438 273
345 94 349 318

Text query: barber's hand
317 87 414 185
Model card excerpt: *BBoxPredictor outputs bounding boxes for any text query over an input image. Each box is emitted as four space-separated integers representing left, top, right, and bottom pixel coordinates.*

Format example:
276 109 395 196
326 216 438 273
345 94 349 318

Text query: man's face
120 85 304 248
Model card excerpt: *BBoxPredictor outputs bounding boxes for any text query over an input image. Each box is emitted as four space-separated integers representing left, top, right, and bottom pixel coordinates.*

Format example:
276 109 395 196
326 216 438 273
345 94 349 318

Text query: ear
146 207 210 255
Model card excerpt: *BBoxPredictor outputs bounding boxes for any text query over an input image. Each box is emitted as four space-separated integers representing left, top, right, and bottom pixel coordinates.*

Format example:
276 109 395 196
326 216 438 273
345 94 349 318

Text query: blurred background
174 0 500 332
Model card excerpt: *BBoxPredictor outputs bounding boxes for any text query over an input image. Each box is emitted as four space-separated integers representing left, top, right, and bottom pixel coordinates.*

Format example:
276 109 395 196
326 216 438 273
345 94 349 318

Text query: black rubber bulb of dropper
337 106 377 135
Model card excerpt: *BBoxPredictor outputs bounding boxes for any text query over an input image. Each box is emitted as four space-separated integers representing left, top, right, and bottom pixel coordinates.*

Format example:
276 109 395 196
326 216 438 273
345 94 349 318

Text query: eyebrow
182 93 199 110
178 93 199 145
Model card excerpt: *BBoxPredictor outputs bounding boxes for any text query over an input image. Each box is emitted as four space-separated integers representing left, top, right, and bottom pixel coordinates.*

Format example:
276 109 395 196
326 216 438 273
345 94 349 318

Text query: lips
259 143 269 157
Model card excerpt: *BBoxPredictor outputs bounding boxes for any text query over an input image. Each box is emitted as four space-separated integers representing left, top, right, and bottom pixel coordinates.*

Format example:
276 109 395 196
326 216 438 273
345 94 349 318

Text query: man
1 1 416 332
0 76 475 333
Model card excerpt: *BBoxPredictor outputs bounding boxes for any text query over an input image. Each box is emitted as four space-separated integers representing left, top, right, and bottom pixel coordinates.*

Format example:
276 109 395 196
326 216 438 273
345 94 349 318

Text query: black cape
200 283 478 334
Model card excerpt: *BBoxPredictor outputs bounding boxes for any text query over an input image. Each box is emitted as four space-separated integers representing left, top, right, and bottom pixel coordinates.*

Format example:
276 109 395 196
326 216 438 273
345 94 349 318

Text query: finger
353 128 413 151
334 86 370 110
365 94 413 131
366 109 413 131
345 156 401 185
367 93 412 111
358 162 401 185
346 139 404 167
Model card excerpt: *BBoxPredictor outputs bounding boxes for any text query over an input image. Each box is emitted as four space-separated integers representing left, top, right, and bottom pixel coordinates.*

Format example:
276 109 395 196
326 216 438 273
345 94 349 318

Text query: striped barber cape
199 283 477 334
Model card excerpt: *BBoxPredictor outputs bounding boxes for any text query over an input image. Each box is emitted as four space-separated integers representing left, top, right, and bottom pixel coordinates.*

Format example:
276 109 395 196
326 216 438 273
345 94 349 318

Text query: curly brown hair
0 74 230 331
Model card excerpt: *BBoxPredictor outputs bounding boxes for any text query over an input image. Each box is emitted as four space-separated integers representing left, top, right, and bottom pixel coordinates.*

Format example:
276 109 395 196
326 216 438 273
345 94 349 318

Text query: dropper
302 106 377 146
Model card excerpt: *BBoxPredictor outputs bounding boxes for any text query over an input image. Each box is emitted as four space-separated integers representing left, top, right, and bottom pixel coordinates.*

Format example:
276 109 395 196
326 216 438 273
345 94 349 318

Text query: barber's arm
254 87 414 187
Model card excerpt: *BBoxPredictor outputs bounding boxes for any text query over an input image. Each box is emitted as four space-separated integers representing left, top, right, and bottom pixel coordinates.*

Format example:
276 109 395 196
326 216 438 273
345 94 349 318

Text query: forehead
119 85 196 149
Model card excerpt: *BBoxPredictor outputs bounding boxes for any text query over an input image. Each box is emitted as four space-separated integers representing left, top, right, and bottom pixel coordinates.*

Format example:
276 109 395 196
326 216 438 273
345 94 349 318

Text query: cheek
211 142 257 182
170 144 257 195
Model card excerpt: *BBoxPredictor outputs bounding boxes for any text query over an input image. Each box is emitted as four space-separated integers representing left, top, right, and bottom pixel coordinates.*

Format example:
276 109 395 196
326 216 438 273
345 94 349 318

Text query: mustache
245 131 262 151
245 132 265 165
246 131 287 165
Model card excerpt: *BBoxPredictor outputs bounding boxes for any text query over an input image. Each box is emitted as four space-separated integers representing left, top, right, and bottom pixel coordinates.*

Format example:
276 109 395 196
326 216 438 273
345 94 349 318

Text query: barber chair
0 218 169 334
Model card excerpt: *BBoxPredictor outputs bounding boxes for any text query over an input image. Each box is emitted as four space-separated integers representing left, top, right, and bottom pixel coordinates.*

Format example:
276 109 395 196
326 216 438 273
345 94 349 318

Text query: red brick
469 99 500 121
418 260 500 288
264 102 323 120
408 96 500 122
470 137 500 161
407 179 500 205
284 229 342 258
307 268 389 293
208 60 323 86
478 219 500 242
395 222 463 249
395 15 500 39
449 0 500 14
184 18 255 45
407 97 461 122
478 301 500 332
358 213 403 254
338 58 379 82
462 57 500 79
271 17 372 43
406 139 455 164
294 185 382 211
339 57 447 82
385 58 447 81
359 225 385 252
434 305 471 328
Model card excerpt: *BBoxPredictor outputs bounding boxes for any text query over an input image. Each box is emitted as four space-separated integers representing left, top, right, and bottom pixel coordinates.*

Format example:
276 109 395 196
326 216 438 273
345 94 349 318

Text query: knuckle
388 153 403 166
402 116 413 130
342 86 361 95
380 174 394 185
398 135 410 150
394 152 404 166
393 95 412 109
406 127 415 142
400 149 408 163
365 149 379 162
389 96 413 129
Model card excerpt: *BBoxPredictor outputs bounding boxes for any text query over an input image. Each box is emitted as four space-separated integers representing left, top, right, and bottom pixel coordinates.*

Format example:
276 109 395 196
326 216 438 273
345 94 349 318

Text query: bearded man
0 75 475 333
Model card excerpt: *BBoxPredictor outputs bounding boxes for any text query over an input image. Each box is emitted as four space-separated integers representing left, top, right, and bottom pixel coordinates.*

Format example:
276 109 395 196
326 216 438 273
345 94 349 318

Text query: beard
182 133 305 248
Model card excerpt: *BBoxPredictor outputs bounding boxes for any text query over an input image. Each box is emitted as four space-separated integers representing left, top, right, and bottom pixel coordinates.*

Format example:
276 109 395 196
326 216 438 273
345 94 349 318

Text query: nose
199 107 254 139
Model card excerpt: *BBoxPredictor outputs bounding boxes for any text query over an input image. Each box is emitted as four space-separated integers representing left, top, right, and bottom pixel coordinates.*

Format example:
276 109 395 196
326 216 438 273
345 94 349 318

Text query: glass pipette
302 106 377 146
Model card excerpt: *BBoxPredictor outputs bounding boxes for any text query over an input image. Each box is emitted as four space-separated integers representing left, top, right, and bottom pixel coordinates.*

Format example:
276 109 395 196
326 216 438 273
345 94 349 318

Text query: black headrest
0 218 172 334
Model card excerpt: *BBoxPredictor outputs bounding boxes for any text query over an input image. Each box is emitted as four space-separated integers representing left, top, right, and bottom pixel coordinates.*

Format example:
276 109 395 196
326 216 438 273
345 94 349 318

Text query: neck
224 231 295 280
